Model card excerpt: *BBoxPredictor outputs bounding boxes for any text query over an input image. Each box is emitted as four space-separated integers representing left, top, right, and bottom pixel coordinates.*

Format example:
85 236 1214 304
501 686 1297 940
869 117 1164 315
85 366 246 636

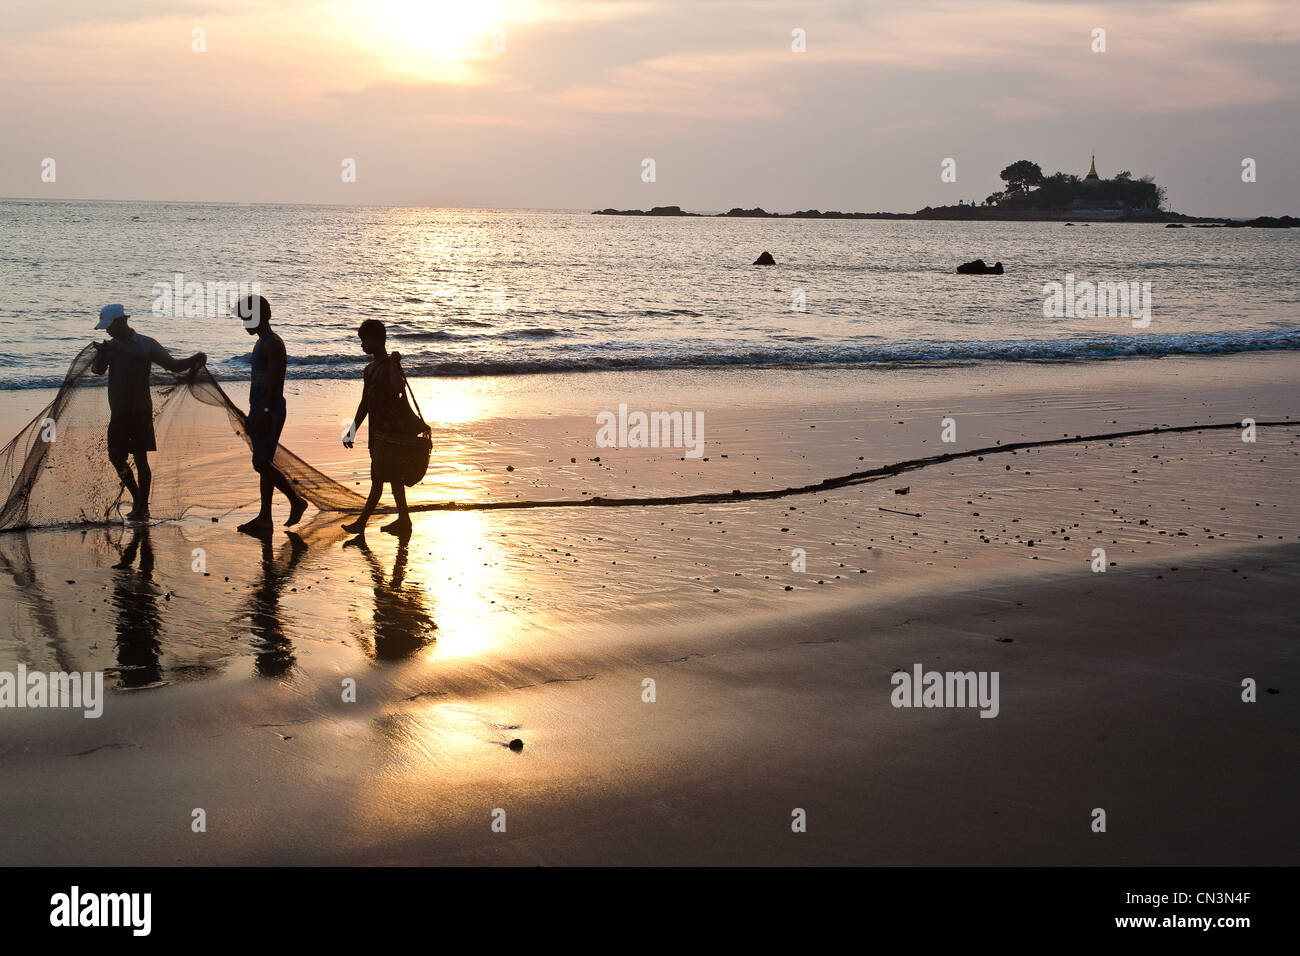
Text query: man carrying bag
341 320 431 537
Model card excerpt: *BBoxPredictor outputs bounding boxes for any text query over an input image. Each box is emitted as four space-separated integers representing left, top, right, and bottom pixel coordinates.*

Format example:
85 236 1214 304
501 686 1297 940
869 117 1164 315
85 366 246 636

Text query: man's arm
151 341 206 375
91 341 110 375
345 387 368 449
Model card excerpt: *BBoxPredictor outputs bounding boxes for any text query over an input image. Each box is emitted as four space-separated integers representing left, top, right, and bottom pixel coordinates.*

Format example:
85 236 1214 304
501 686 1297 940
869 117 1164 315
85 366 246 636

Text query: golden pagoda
1084 155 1101 181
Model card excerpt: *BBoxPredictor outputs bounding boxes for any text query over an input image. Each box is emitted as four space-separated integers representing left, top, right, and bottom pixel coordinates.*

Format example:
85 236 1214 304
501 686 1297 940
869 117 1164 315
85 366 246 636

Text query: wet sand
0 353 1296 864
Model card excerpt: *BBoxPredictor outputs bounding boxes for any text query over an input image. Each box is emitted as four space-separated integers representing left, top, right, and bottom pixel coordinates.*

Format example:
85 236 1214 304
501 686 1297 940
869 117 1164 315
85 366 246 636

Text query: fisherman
233 294 307 533
91 304 206 521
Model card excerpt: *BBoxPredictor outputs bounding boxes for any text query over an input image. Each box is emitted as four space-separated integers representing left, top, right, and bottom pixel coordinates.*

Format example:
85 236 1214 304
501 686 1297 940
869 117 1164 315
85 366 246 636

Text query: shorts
250 398 287 464
107 415 156 459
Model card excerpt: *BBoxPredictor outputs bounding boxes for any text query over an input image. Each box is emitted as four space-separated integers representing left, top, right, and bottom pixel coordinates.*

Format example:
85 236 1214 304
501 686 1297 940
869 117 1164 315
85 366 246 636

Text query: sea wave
301 328 1300 377
220 327 1300 377
2 329 1296 389
385 329 1300 376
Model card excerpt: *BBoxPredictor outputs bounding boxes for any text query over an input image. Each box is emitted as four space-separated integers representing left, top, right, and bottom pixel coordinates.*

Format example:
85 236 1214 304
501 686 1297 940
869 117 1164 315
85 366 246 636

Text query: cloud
5 0 321 34
1 0 1296 214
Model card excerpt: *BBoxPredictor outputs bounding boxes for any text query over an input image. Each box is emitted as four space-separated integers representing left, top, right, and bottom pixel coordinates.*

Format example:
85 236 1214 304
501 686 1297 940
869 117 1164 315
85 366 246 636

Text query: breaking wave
3 329 1297 389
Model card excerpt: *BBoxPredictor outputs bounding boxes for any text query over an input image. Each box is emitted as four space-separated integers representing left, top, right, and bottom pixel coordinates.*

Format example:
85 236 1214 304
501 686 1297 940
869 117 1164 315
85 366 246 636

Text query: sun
368 0 506 78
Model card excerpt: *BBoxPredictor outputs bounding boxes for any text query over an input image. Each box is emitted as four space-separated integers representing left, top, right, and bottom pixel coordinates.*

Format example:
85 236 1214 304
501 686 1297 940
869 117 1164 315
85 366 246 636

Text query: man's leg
132 451 151 517
279 467 308 526
237 461 277 532
342 463 383 535
381 481 412 534
110 450 140 512
258 462 275 517
260 403 307 525
261 463 307 525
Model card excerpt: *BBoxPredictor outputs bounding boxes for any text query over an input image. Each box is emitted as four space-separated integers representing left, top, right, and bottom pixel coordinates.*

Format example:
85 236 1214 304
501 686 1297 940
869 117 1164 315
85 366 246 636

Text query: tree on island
998 160 1045 198
986 159 1165 214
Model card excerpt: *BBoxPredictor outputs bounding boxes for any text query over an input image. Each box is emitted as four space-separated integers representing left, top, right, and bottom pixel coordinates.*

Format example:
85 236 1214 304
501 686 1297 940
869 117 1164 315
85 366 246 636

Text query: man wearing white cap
91 304 207 521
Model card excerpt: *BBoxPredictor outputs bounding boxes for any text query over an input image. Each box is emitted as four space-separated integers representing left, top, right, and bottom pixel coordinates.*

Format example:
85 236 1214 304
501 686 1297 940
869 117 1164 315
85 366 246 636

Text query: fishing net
0 344 364 531
8 345 1295 534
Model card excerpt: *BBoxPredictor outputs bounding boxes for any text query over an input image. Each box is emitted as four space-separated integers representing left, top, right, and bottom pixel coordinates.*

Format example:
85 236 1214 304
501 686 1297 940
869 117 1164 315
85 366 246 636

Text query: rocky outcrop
956 259 1003 275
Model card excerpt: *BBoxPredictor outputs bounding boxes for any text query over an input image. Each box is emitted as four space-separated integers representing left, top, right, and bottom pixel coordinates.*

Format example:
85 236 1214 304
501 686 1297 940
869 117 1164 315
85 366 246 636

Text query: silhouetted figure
346 530 436 660
0 532 74 673
234 294 307 533
91 304 206 520
247 528 308 678
110 525 163 688
342 320 413 537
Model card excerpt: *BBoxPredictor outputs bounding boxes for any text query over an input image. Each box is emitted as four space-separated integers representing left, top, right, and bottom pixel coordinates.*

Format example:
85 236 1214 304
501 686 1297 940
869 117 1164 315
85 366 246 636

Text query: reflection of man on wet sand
0 533 73 674
246 530 309 678
347 532 436 660
232 518 349 677
111 525 163 688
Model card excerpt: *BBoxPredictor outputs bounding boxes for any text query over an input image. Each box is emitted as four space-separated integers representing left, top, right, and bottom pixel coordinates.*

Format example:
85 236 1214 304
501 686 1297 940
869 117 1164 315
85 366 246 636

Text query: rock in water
753 251 776 265
956 259 1004 275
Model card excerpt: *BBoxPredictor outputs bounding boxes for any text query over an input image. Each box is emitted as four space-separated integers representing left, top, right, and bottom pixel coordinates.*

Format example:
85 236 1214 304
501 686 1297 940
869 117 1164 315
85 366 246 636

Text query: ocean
1 200 1297 389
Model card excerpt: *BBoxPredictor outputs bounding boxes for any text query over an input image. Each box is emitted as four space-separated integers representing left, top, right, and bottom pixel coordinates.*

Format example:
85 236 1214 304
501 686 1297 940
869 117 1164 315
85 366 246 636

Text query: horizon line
2 196 1291 221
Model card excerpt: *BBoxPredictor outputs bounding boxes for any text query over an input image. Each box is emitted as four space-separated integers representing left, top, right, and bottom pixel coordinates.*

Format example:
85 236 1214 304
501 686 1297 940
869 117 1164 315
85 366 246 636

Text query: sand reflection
109 526 164 689
348 531 437 661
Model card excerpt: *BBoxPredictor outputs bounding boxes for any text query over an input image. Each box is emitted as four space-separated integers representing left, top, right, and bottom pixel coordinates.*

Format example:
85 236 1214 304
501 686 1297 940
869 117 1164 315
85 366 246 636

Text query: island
595 157 1296 226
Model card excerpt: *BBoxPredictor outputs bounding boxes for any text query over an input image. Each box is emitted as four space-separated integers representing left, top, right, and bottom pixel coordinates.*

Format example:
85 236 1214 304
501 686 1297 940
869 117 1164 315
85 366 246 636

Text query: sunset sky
3 0 1297 215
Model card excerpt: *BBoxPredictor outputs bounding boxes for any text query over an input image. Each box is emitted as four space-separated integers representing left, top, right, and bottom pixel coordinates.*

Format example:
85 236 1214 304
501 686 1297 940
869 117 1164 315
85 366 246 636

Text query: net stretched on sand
7 346 1296 532
0 344 364 531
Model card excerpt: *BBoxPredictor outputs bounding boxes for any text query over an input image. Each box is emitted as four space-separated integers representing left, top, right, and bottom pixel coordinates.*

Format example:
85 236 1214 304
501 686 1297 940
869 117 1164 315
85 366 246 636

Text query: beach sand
0 353 1296 864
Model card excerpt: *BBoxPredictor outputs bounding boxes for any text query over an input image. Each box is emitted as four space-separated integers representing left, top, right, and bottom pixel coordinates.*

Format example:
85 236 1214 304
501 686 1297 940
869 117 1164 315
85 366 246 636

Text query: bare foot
284 495 308 527
341 518 366 535
381 516 412 536
237 517 274 534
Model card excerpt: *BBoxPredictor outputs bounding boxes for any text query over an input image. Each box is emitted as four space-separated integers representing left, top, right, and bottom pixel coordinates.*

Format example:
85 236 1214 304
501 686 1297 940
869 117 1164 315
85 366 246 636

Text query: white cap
95 304 128 330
